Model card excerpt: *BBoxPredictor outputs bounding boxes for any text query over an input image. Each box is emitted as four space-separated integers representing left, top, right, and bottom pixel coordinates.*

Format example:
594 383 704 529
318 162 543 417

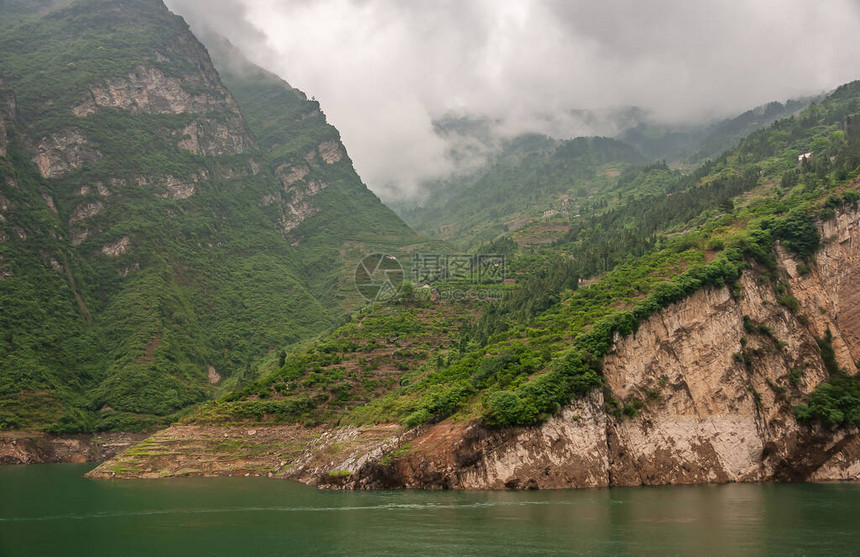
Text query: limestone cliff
346 207 860 489
91 207 860 488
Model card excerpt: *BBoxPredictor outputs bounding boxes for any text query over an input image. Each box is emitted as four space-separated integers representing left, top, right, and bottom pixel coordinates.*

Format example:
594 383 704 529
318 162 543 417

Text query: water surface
1 464 858 556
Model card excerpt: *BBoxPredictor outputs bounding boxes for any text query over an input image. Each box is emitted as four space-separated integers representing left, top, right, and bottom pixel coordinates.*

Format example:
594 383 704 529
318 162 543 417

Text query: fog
165 0 860 200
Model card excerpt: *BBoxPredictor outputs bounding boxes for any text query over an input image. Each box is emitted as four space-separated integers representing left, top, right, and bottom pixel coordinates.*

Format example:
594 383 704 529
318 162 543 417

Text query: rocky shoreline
84 424 406 483
0 430 149 465
83 419 859 489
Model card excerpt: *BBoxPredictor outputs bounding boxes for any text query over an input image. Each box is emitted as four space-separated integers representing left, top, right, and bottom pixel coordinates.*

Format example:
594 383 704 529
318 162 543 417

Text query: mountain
392 98 814 251
3 0 860 491
0 0 424 433
394 134 645 249
619 98 816 162
93 79 860 488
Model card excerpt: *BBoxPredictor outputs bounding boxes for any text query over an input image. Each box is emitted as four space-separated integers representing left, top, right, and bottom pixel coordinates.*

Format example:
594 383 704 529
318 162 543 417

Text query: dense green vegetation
0 0 422 432
190 301 474 425
396 98 814 250
794 331 860 427
794 373 860 427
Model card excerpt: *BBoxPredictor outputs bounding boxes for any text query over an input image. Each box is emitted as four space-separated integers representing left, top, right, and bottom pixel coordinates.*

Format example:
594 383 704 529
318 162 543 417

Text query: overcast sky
165 0 860 200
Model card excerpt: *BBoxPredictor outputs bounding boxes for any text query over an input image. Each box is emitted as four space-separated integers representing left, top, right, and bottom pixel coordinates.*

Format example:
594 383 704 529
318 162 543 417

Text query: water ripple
0 499 587 523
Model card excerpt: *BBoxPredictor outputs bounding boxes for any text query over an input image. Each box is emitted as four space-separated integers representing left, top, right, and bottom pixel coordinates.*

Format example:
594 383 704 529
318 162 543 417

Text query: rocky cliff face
91 207 860 488
348 207 860 489
0 431 148 465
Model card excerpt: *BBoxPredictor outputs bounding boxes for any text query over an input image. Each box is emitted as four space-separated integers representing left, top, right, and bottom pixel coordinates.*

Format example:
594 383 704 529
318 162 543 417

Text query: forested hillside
620 98 814 162
3 0 859 445
398 135 644 248
0 0 423 432
396 98 812 251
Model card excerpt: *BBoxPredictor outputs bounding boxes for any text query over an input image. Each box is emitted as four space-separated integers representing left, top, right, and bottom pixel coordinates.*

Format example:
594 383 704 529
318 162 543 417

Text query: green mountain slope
201 36 426 306
204 80 860 431
0 0 422 432
396 98 815 251
620 98 814 162
396 135 644 249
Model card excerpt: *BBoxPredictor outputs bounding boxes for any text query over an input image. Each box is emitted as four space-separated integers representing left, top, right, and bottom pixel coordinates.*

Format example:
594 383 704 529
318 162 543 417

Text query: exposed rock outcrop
69 200 105 224
349 397 611 490
72 65 255 156
74 66 238 116
32 130 101 179
280 180 328 234
176 118 253 156
275 163 309 188
0 431 148 465
780 207 860 369
101 236 130 257
161 175 196 200
208 366 221 384
318 140 344 164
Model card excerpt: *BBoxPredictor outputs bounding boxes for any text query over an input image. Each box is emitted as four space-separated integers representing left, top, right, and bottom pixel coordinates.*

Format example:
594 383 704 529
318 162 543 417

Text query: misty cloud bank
166 0 860 201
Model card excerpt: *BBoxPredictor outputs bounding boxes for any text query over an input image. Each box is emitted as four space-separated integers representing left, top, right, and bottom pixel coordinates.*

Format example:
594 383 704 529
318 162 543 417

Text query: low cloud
166 0 860 200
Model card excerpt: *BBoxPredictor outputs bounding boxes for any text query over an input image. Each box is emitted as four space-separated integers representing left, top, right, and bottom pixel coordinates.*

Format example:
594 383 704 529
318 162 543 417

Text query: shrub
789 368 804 387
795 373 860 427
772 210 820 258
484 391 534 427
622 400 642 418
778 295 800 312
817 330 841 375
403 409 430 428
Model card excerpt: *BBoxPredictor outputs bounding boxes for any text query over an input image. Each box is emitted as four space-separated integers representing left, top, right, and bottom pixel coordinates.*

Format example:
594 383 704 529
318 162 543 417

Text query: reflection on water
0 464 858 556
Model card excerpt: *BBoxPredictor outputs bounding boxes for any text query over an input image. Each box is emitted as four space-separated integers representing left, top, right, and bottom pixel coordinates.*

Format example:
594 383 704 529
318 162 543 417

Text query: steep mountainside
0 0 422 433
352 211 860 489
93 79 860 488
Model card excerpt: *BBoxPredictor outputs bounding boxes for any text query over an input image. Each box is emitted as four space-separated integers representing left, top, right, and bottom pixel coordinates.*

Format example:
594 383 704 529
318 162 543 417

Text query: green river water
0 464 858 556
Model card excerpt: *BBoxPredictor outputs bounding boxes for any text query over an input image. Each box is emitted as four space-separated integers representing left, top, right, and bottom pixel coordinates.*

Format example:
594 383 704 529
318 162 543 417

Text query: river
1 464 858 556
